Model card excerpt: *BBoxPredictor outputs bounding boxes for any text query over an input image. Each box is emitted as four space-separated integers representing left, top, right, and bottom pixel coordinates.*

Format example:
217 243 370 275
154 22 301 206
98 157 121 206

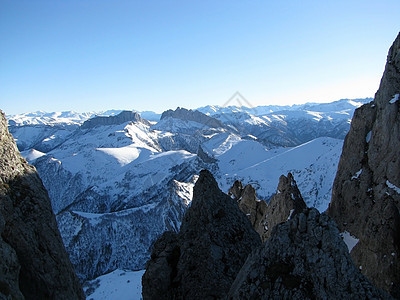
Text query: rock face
229 173 306 242
328 33 400 296
142 169 261 299
229 208 390 299
228 181 268 241
264 173 307 240
81 110 147 129
160 107 224 128
0 111 84 299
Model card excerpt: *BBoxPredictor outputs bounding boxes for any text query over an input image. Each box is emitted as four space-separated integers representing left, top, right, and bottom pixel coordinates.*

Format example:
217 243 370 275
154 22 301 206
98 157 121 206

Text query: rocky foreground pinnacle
229 173 306 242
228 208 391 299
328 33 400 296
0 110 84 299
142 169 261 299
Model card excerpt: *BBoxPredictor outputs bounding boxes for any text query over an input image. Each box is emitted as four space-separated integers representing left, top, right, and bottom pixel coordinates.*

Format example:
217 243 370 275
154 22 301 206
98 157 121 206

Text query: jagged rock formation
328 33 400 296
228 181 268 241
142 170 261 299
0 111 84 299
229 173 306 242
160 107 224 128
264 173 307 240
81 110 147 129
229 208 391 299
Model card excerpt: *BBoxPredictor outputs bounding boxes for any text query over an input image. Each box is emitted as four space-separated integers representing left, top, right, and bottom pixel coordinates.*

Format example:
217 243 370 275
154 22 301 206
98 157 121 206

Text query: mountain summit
159 107 224 129
81 110 147 129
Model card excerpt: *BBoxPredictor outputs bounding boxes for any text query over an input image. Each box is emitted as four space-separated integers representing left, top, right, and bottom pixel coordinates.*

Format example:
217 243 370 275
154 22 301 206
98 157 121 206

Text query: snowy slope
214 137 343 212
84 269 144 300
33 116 205 281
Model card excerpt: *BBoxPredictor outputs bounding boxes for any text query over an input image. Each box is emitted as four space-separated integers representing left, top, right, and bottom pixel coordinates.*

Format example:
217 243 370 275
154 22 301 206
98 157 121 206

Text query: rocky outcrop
229 173 306 242
264 173 307 240
229 208 391 299
142 169 261 299
160 107 224 128
81 110 147 129
0 111 84 299
228 181 268 241
197 145 216 163
328 33 400 296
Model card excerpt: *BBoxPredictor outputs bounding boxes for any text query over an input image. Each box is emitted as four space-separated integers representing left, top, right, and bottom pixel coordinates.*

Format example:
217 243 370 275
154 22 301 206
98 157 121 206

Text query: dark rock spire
142 169 261 299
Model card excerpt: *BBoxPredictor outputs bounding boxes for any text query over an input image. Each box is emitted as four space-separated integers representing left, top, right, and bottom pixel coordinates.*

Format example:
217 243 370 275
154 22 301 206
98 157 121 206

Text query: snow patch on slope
21 149 46 162
340 231 359 252
84 269 145 300
96 146 141 166
389 94 399 104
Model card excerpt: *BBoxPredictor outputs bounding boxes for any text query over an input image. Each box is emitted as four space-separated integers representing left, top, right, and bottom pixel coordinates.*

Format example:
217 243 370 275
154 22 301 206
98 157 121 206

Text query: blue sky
1 0 399 115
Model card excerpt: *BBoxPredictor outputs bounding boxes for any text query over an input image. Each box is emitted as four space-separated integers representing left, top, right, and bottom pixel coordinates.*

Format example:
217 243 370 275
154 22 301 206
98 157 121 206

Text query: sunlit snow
20 149 46 162
96 145 141 166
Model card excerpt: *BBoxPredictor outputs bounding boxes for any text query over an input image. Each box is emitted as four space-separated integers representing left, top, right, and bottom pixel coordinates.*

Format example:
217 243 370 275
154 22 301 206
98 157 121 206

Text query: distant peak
160 107 224 128
81 110 148 129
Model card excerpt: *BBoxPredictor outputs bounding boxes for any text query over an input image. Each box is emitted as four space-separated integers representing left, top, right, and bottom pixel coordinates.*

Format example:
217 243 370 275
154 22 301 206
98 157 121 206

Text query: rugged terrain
4 99 365 283
328 33 400 296
229 173 306 242
229 208 389 299
143 170 390 299
142 170 261 299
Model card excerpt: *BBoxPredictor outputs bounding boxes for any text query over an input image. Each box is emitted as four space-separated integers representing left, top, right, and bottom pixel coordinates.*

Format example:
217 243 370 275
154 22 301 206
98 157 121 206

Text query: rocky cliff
160 107 224 129
0 111 84 299
81 110 147 129
328 33 400 296
264 173 307 240
229 208 390 299
229 173 306 242
142 170 261 299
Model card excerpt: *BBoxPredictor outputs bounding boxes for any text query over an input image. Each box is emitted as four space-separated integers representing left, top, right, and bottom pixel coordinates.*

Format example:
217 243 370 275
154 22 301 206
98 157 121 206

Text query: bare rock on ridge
161 107 224 128
229 173 306 242
0 110 84 299
328 33 400 296
81 110 148 129
142 169 261 300
228 208 391 299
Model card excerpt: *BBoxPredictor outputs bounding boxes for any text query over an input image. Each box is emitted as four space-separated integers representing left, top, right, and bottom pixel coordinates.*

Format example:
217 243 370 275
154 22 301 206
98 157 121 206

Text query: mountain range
5 98 370 285
2 31 399 300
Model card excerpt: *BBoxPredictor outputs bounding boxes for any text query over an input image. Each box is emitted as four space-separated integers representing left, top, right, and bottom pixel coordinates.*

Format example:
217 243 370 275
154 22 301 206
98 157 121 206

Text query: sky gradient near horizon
1 0 399 115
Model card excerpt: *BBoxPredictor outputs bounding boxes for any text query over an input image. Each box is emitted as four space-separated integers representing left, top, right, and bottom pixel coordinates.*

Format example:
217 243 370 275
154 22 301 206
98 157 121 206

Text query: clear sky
1 0 399 115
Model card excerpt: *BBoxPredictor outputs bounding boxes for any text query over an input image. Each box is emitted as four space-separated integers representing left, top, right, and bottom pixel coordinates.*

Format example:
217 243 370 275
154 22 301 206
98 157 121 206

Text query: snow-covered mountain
197 98 371 147
6 98 370 289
